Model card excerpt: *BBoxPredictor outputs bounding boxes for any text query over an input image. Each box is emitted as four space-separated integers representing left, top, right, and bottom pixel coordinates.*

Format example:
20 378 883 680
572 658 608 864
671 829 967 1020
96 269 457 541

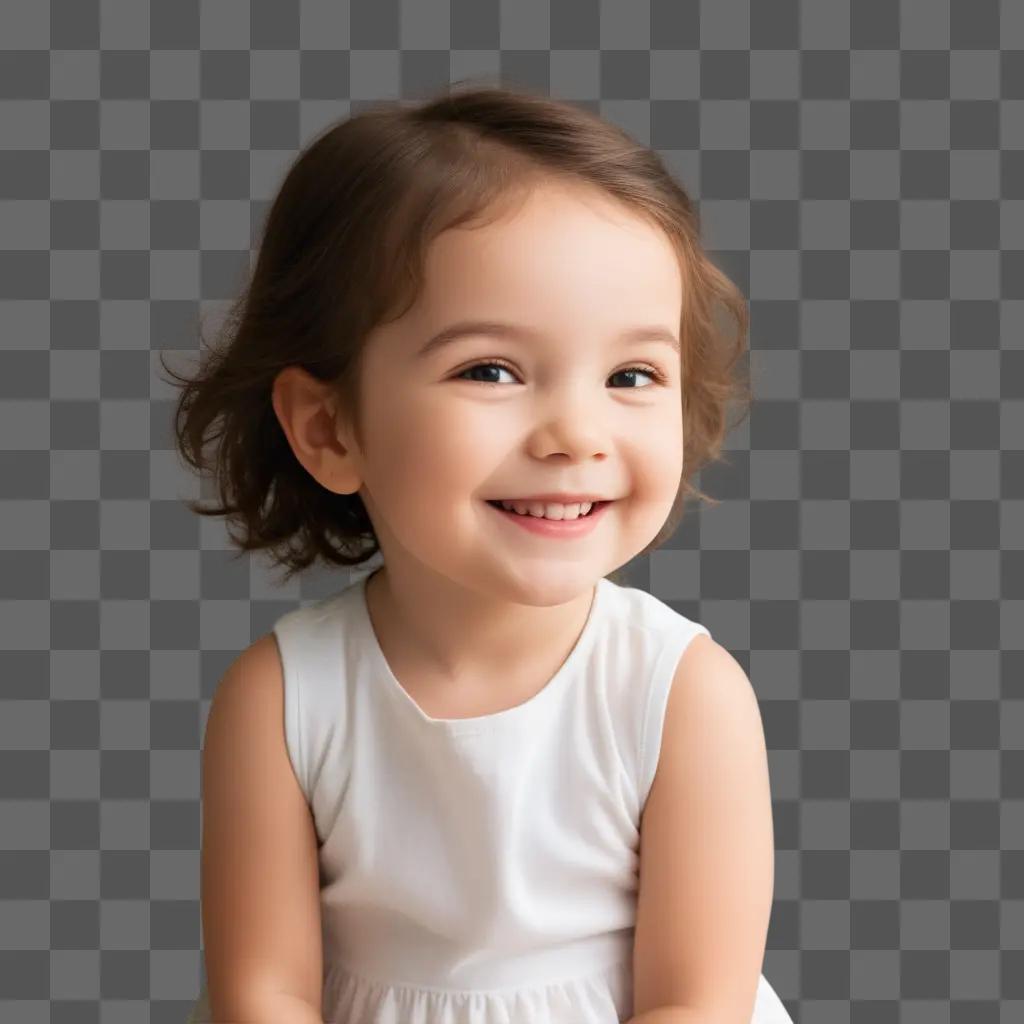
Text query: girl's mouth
483 499 613 538
485 499 605 518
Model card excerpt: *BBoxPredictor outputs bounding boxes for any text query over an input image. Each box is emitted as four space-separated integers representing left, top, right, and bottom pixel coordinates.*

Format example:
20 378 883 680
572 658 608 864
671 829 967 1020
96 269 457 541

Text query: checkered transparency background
2 0 1022 1022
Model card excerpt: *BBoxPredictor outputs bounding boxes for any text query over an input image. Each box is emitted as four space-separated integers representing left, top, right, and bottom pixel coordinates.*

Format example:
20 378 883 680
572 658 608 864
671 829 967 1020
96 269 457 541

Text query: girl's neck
363 565 597 688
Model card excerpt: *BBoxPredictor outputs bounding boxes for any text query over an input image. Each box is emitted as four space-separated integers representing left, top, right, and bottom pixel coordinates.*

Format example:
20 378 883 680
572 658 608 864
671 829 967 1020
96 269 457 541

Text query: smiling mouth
485 499 609 518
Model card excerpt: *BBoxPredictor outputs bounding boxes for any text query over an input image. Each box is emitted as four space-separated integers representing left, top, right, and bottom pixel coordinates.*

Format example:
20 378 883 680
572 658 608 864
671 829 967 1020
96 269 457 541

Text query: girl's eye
453 360 669 388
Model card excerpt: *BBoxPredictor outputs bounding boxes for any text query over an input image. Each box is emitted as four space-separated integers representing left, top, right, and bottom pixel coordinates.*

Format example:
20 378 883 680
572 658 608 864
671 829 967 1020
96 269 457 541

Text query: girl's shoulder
208 632 286 726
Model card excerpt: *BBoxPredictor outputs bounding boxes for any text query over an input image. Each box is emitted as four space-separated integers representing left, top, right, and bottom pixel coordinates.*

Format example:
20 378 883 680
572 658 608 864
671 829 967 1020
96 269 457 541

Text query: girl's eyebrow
417 319 681 358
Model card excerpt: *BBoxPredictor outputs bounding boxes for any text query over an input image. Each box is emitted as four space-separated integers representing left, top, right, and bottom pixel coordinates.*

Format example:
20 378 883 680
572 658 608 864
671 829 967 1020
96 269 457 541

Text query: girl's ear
271 366 363 496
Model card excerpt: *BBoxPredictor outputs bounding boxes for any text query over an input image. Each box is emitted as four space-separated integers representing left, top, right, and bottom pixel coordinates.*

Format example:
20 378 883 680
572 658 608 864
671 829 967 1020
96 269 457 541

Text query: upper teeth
497 499 594 520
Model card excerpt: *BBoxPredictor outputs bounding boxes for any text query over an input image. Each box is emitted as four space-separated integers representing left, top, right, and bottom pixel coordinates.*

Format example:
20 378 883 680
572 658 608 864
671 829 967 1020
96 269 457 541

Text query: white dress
186 572 794 1023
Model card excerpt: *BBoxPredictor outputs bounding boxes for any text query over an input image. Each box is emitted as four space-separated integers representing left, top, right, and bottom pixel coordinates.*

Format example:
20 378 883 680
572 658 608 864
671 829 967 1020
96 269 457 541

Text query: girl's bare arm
200 635 324 1022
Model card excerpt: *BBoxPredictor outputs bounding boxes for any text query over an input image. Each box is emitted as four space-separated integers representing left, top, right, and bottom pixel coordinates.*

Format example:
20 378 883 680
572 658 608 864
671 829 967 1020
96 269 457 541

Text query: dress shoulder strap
636 607 711 814
272 588 353 804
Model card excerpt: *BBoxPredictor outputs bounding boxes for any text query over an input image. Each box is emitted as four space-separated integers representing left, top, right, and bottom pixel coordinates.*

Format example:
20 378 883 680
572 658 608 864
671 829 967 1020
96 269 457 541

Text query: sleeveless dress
186 572 794 1023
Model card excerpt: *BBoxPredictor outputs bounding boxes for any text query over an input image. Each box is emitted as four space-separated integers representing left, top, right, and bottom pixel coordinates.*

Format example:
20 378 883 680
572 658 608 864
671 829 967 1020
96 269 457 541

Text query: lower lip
485 500 613 538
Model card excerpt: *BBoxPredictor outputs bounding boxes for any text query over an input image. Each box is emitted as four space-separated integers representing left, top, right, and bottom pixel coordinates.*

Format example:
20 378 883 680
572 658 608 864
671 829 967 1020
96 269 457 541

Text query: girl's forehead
419 198 682 304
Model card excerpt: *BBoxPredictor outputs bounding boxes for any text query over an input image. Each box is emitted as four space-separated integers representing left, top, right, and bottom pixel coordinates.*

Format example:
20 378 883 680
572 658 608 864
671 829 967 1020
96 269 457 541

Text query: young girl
169 81 795 1024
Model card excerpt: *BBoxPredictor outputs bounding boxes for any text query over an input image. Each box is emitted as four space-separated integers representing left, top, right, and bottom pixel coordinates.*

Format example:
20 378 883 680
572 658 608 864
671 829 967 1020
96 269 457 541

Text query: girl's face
346 181 685 603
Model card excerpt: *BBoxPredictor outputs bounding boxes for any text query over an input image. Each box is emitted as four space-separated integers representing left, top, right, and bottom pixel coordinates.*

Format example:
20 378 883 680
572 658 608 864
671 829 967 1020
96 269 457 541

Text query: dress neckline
353 572 608 735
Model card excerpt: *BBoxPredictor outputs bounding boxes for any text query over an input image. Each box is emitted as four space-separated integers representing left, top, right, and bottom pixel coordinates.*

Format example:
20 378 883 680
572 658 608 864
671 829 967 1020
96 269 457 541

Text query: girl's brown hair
160 79 751 587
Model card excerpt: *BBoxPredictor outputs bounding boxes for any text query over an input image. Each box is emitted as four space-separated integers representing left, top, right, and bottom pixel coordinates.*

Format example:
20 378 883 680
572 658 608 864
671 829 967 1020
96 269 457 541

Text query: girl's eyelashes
452 358 670 388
